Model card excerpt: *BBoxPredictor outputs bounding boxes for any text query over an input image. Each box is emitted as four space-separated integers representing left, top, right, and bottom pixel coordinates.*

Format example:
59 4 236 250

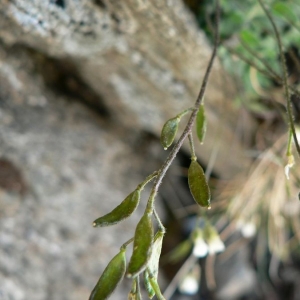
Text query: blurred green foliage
192 0 300 108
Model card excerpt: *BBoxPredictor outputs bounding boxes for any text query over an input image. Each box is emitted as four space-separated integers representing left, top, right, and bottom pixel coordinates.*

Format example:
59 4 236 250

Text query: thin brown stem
258 0 300 156
147 0 220 212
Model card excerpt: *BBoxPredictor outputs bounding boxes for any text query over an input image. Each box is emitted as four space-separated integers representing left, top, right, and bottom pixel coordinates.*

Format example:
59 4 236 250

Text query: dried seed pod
148 230 164 279
127 213 153 277
89 249 126 300
160 117 180 150
196 104 207 144
188 160 211 208
93 190 140 227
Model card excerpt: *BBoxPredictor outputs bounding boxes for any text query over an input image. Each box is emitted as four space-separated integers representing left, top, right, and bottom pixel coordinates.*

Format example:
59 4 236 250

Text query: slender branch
188 133 196 160
239 39 279 79
258 0 300 156
226 47 300 98
146 0 220 212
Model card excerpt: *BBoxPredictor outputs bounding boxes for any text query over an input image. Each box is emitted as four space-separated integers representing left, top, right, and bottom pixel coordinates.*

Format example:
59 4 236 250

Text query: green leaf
196 104 207 144
127 212 154 277
160 117 180 150
93 190 140 227
272 2 298 23
89 249 126 300
240 29 260 48
144 270 155 299
164 239 192 264
188 160 211 208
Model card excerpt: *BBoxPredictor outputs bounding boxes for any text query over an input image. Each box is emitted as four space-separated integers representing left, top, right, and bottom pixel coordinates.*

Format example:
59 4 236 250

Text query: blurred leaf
127 213 153 277
272 2 298 23
240 29 260 48
188 160 211 208
196 104 207 144
89 249 126 300
93 190 141 227
164 239 192 264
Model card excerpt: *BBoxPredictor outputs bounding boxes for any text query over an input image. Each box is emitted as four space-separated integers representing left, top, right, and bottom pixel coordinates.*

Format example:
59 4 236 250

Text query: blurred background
0 0 300 299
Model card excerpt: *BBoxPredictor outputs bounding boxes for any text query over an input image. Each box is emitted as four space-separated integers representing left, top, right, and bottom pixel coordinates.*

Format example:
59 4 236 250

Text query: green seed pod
196 104 207 144
144 270 155 299
127 213 153 277
89 249 126 300
160 117 180 150
93 190 140 227
188 160 211 208
148 230 164 279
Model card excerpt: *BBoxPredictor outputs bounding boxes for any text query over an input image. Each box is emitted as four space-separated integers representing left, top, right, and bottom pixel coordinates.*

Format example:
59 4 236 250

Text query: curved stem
188 133 197 161
258 0 300 156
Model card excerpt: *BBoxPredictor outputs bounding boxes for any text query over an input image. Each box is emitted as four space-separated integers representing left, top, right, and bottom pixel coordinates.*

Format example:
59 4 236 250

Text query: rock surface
0 1 254 299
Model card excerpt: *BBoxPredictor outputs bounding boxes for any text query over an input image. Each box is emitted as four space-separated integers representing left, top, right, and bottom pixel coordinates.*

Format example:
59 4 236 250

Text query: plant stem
226 47 300 99
121 237 134 250
176 107 194 119
258 0 300 156
146 0 220 213
137 171 158 191
188 133 196 161
154 209 166 233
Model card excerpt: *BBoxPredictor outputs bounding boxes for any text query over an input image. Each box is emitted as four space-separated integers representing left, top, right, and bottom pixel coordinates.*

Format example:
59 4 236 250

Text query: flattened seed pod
89 249 126 300
160 117 180 150
127 213 154 277
188 160 211 208
196 104 207 144
93 190 140 227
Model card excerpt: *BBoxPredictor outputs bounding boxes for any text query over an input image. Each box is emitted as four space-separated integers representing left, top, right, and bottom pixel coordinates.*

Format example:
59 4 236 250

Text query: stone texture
0 1 255 299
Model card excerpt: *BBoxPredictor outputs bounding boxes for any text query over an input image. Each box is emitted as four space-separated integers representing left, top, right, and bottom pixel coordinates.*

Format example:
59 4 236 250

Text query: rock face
0 1 253 300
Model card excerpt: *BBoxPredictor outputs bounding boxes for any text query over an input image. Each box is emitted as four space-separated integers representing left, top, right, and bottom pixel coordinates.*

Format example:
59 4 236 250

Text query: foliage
197 0 300 102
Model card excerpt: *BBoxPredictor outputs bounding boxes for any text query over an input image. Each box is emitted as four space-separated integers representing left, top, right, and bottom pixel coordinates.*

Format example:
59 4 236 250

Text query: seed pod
148 230 164 279
188 160 211 208
144 270 155 299
93 190 140 227
127 212 153 277
160 117 180 150
196 104 207 144
89 249 126 300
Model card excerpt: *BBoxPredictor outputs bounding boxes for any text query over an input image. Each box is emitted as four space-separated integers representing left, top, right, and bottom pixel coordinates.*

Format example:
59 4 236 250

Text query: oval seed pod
160 117 180 150
127 213 154 277
196 104 207 144
89 249 126 300
188 160 211 208
93 190 140 227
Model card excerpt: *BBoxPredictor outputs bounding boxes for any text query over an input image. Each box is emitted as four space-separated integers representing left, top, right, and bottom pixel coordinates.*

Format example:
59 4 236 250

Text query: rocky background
0 1 254 299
